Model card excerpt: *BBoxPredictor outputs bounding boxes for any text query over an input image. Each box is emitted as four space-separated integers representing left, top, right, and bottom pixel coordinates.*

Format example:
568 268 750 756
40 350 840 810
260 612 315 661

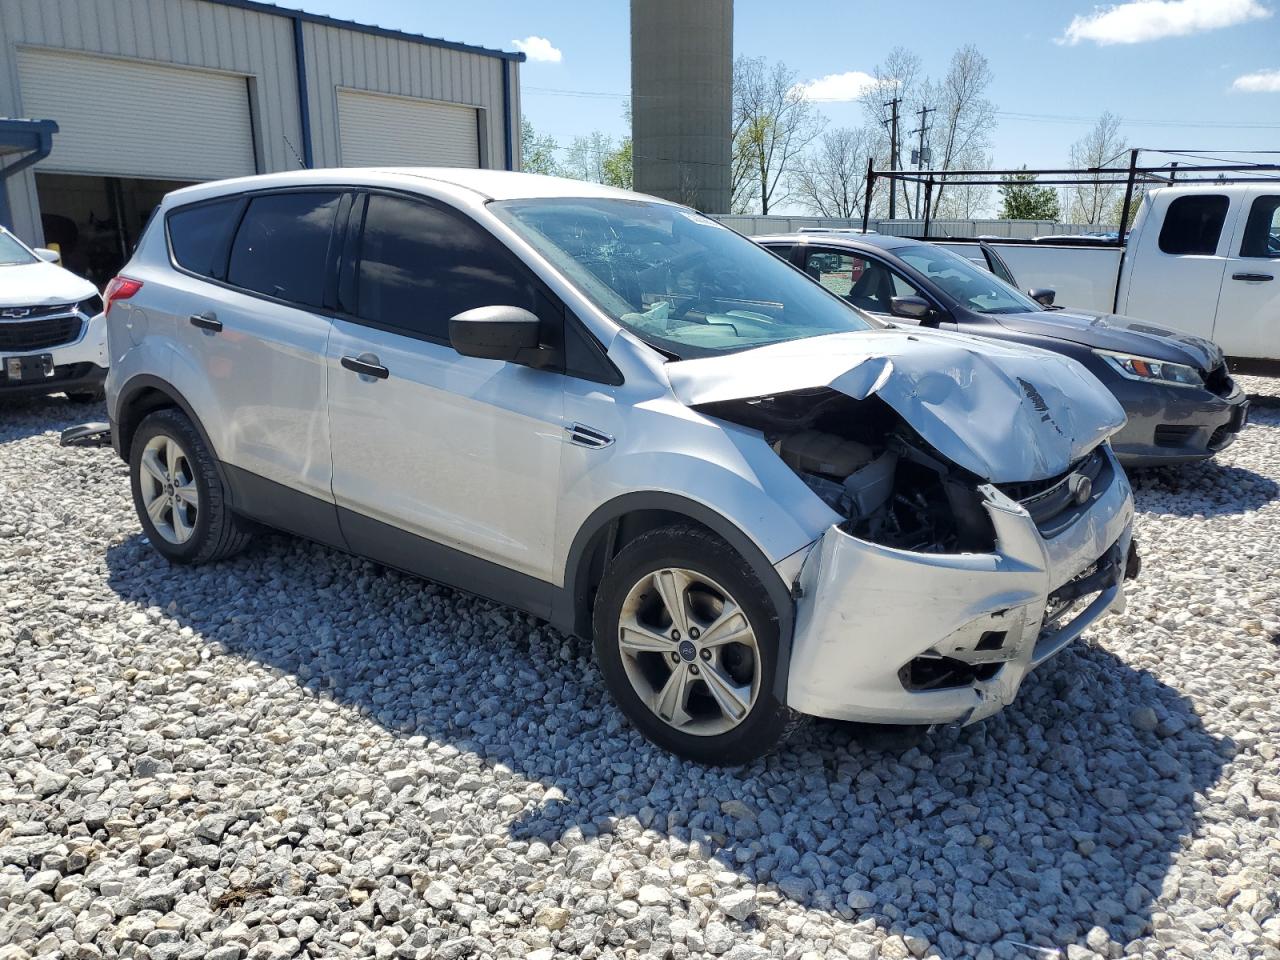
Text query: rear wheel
593 525 803 764
129 408 252 564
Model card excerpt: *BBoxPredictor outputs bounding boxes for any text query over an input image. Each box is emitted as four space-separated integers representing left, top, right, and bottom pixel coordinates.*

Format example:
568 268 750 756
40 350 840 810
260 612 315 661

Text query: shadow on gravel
0 394 106 445
1129 458 1279 517
105 532 1229 957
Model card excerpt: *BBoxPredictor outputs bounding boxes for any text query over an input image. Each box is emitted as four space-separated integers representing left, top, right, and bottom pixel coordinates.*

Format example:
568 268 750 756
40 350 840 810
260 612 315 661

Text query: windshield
490 198 880 359
0 230 37 267
897 244 1040 315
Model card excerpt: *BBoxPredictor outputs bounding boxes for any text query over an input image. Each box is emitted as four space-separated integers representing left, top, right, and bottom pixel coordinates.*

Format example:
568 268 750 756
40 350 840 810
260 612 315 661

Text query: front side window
895 244 1039 315
354 194 538 342
803 250 923 314
1158 194 1229 256
0 230 37 267
168 198 242 279
227 192 342 307
490 198 880 359
1240 195 1280 258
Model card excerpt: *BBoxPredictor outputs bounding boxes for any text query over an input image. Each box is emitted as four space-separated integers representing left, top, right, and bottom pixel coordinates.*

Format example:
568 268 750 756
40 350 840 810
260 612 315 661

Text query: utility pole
910 104 933 219
882 96 901 219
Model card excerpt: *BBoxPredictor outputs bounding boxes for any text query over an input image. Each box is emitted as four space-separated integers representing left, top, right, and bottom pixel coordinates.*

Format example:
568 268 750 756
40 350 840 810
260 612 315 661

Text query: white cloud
1232 68 1280 91
512 35 562 63
793 70 878 102
1059 0 1270 46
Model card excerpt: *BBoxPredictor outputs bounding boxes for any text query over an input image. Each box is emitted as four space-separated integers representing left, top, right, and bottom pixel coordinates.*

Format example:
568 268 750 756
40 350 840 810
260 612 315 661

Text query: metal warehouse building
0 0 523 285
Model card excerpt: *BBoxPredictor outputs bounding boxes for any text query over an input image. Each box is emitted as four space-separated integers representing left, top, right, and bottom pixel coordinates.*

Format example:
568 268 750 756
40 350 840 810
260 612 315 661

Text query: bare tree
861 47 925 215
732 56 824 215
791 127 872 217
561 131 617 183
1069 112 1127 225
924 45 995 219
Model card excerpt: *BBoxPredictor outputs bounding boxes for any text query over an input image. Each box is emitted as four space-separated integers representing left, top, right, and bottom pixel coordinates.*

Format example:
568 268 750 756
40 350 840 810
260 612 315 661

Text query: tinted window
1240 195 1280 258
1158 195 1229 256
168 198 241 279
227 192 342 307
355 194 537 341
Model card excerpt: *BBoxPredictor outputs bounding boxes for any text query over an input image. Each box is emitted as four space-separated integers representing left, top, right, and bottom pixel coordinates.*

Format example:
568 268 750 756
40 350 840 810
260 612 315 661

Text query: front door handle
341 353 389 380
189 312 222 332
1232 272 1273 282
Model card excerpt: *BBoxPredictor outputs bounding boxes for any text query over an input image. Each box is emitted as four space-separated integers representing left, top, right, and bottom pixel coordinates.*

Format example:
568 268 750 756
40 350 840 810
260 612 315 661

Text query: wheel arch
555 491 797 700
113 375 229 491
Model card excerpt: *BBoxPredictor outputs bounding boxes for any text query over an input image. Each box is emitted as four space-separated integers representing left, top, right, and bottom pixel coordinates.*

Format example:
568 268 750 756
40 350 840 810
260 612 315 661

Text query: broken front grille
0 316 83 352
996 447 1107 537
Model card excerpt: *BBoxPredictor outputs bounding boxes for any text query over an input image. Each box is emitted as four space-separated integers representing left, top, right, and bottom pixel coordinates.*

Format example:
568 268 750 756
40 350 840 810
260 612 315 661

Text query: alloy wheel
617 567 761 737
138 434 199 544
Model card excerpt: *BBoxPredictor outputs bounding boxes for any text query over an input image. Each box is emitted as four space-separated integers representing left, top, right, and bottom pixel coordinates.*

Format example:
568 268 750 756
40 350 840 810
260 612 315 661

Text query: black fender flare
554 491 798 701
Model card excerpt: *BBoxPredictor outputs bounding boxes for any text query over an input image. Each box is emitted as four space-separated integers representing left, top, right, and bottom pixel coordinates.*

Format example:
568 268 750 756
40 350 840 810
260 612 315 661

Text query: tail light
104 276 143 315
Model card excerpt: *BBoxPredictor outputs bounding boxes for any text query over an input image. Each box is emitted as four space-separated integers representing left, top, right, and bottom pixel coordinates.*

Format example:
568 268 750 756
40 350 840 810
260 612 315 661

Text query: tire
128 408 253 564
66 388 105 403
592 524 805 765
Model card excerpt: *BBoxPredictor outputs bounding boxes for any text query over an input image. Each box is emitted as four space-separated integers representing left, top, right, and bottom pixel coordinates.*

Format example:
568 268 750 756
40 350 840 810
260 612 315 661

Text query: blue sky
283 0 1280 169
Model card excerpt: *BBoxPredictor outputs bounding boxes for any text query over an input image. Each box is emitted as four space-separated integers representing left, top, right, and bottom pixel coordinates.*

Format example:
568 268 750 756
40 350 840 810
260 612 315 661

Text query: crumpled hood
668 330 1127 483
0 260 98 308
995 308 1223 371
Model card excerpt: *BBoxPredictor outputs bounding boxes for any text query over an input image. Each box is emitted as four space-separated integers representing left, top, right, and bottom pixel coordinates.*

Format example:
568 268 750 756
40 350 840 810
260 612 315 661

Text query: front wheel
592 525 803 764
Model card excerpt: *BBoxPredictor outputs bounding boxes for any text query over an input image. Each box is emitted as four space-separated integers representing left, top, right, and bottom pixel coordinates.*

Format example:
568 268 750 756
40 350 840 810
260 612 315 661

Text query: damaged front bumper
784 445 1135 726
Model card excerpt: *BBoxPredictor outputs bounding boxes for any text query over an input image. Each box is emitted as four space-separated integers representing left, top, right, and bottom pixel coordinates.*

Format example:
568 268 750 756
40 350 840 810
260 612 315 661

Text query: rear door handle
189 312 222 332
341 354 389 380
1232 272 1273 282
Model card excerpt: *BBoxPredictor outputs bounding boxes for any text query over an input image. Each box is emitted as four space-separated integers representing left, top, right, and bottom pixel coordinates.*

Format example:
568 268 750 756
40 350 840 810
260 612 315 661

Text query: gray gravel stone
2 385 1280 960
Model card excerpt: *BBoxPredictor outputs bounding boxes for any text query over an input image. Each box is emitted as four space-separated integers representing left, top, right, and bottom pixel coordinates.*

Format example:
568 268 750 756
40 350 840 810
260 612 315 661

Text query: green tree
602 138 632 190
520 117 559 176
998 168 1060 221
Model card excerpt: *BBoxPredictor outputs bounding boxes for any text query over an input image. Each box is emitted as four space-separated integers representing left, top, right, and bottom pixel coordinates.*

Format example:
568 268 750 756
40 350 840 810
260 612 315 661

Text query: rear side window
1158 195 1229 256
1240 195 1280 258
168 199 241 279
227 192 342 307
354 193 537 341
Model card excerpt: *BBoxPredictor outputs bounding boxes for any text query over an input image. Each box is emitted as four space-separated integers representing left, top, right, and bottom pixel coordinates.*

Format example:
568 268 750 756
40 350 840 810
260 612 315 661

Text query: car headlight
76 293 104 316
1093 349 1203 388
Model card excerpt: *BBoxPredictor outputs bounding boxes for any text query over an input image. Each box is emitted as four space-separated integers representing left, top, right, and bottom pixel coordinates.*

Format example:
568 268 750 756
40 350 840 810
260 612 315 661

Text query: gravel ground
2 380 1279 960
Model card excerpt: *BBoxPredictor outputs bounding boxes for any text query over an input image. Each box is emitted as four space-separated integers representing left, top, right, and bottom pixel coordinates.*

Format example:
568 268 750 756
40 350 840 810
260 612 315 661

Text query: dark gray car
757 233 1250 467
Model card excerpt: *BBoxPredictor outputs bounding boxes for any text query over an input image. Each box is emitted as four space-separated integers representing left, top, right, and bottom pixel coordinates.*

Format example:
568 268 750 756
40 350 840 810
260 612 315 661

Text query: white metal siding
16 48 256 181
337 88 479 167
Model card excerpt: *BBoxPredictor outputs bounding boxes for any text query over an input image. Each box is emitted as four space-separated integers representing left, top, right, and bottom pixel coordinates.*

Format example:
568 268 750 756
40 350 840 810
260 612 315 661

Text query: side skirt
221 461 566 629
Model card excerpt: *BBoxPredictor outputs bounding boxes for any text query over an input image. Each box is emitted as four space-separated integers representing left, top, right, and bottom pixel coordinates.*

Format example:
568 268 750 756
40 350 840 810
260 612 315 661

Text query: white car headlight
1093 349 1203 388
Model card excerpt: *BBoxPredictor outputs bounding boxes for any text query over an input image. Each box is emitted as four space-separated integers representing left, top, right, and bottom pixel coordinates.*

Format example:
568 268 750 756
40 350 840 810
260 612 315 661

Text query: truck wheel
128 408 252 564
592 525 804 765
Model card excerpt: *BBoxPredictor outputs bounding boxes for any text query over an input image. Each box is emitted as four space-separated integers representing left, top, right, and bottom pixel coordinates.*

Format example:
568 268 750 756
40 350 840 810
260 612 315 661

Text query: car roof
161 167 669 209
753 232 917 252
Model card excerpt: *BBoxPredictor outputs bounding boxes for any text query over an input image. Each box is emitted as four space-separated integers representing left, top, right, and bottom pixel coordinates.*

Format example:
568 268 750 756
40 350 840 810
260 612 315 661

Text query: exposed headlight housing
1094 349 1203 388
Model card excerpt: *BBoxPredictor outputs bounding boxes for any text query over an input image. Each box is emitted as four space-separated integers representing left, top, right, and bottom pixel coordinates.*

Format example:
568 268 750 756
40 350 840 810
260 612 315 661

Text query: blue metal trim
0 119 58 231
205 0 526 62
291 15 314 169
502 59 514 171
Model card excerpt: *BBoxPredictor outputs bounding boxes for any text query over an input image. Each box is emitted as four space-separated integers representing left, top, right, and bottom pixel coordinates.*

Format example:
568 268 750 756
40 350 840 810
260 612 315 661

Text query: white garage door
338 89 480 168
17 49 256 181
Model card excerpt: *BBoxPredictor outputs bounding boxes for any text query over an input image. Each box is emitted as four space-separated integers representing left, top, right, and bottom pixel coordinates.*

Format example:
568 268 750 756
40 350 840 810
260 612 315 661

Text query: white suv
104 169 1136 764
0 225 105 401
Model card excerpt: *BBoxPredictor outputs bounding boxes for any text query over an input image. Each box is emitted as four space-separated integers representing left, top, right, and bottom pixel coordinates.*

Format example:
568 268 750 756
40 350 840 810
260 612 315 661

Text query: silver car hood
667 330 1126 483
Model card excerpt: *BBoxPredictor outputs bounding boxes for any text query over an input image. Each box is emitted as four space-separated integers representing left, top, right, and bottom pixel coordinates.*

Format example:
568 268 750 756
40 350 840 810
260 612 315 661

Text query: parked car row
0 169 1260 762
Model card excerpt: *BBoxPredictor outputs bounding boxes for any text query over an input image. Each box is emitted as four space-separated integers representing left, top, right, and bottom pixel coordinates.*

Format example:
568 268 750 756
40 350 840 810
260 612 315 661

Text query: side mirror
889 295 936 323
34 247 61 263
1028 287 1056 307
449 305 549 367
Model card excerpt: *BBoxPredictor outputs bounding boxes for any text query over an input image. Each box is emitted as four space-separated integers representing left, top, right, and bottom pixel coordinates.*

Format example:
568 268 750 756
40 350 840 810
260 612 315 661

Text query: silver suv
104 169 1137 763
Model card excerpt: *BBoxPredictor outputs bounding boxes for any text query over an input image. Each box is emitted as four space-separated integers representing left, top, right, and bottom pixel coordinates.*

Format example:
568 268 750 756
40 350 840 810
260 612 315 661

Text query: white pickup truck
935 183 1280 365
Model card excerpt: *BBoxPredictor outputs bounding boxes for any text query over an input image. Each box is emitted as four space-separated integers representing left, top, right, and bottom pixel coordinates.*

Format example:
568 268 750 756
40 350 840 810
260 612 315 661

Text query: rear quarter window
167 198 243 280
1158 195 1229 256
